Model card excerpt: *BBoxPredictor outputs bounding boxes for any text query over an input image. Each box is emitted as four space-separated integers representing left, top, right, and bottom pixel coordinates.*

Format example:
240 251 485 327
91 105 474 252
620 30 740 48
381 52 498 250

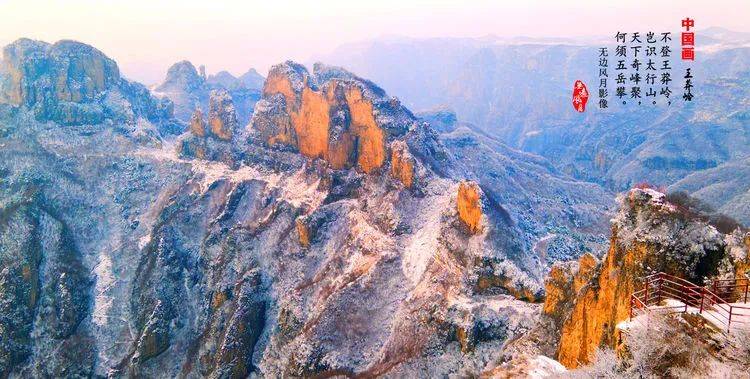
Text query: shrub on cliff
665 190 744 234
570 313 743 378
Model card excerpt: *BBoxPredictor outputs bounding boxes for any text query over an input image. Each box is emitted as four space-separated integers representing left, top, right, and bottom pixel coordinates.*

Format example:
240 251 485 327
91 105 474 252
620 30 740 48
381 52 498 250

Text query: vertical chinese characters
598 47 608 109
608 30 672 106
681 18 695 101
630 32 642 103
660 32 673 102
614 32 627 103
644 31 658 104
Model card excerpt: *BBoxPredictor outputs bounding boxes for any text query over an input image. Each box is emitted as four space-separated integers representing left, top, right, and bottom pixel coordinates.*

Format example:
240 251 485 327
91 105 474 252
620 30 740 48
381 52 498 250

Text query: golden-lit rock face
189 109 206 137
542 192 666 368
542 262 576 320
550 237 649 368
729 233 750 299
573 253 599 293
292 85 330 160
262 70 298 108
178 91 238 165
207 90 236 141
738 234 750 274
296 218 311 248
209 117 232 141
259 70 386 173
211 290 227 309
457 181 482 234
345 86 385 173
390 140 414 188
545 189 743 369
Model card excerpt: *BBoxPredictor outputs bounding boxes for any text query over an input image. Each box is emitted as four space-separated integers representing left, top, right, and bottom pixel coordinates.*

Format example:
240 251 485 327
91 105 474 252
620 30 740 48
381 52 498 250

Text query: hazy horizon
1 0 748 85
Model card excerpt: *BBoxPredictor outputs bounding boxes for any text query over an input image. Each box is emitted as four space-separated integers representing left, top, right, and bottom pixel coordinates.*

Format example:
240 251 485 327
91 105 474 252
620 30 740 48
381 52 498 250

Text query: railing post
728 306 732 332
657 277 663 303
629 296 633 319
699 287 704 314
745 281 748 303
645 280 649 306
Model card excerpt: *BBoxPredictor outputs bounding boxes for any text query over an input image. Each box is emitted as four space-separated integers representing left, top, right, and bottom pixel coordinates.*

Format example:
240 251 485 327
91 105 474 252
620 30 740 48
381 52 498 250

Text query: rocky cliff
0 39 177 134
0 39 615 378
176 89 242 166
0 41 556 377
544 188 749 368
252 62 415 174
457 181 482 234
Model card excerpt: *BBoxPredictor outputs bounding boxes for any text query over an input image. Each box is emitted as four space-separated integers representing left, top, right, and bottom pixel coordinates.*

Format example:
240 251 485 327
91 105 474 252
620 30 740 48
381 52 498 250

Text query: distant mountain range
151 60 264 126
318 28 750 224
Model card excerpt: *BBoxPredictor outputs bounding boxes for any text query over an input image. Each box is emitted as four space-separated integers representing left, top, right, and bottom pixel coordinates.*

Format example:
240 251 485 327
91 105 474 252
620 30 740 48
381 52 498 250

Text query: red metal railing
708 277 750 303
629 272 750 331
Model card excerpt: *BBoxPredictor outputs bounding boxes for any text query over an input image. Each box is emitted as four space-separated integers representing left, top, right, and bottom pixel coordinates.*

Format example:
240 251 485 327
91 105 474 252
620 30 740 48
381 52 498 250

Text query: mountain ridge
318 33 750 199
152 59 264 127
0 38 613 377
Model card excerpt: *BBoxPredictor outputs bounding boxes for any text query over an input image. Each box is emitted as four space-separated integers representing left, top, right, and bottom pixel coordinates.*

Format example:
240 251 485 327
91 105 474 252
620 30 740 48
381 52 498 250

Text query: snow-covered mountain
152 60 263 127
0 39 612 377
318 29 750 207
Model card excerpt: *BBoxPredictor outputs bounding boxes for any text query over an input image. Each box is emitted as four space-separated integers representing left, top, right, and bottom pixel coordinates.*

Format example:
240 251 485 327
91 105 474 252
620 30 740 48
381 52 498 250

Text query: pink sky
1 0 747 84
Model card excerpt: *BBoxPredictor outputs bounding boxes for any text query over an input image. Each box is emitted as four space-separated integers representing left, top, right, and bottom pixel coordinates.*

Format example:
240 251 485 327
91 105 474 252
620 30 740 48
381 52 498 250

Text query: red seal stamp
572 80 589 112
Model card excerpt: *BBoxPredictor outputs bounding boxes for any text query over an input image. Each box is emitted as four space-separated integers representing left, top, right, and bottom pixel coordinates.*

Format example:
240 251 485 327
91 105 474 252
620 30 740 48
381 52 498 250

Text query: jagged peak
264 60 312 94
270 60 308 76
157 60 204 92
312 62 387 98
177 88 240 165
206 70 239 89
4 38 116 59
240 68 262 79
209 88 235 109
207 88 238 141
237 68 266 90
238 68 264 90
253 60 451 179
264 61 387 99
312 62 357 84
622 187 672 213
262 60 415 123
167 60 198 73
209 70 236 80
